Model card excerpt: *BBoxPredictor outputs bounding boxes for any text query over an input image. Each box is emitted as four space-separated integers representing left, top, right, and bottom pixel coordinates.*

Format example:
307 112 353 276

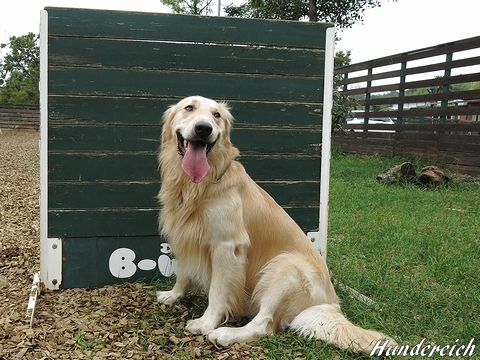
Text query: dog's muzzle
176 121 217 183
176 121 216 157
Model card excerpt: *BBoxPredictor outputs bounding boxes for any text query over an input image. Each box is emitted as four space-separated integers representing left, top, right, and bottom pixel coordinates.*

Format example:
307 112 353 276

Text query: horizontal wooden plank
48 126 160 152
343 73 480 97
338 133 480 152
48 68 324 102
449 164 480 177
343 123 480 133
48 181 319 210
49 37 325 77
49 206 318 239
62 236 169 288
48 154 320 182
48 208 159 237
48 126 320 154
338 56 480 87
48 182 159 210
48 97 166 126
48 96 323 128
437 152 480 167
360 90 480 107
48 152 158 182
333 134 480 174
346 106 480 118
46 7 332 49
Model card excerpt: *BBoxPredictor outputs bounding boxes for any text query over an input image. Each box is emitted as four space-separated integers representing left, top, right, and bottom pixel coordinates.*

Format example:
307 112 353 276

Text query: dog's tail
289 303 395 353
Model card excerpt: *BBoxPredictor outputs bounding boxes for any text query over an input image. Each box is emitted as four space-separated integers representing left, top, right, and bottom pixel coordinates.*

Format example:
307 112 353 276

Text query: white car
345 117 395 132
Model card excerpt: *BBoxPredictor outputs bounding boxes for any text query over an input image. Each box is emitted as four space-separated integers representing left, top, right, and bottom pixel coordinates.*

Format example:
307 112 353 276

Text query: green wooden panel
241 156 320 180
48 154 319 182
62 236 170 288
48 126 319 154
48 97 166 126
260 181 319 208
232 129 320 154
49 68 324 102
50 206 318 239
230 102 323 129
49 209 159 238
48 182 159 210
49 37 326 77
48 181 318 210
61 196 321 289
61 205 319 289
48 126 161 152
43 9 330 288
48 153 158 182
46 8 333 49
48 97 323 128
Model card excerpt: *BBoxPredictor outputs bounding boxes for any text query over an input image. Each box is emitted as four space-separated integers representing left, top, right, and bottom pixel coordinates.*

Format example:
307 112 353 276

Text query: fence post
363 68 373 134
397 61 407 125
440 52 453 124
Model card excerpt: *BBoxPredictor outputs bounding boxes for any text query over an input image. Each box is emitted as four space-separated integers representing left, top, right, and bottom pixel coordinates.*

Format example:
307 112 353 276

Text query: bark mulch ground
0 130 268 360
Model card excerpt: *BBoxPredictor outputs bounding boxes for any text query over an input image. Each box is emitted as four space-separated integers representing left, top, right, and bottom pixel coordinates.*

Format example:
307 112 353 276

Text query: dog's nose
194 121 213 138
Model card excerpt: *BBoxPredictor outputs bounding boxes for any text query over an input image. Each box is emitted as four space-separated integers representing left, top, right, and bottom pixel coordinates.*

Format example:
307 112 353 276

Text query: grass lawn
326 153 480 359
149 154 480 359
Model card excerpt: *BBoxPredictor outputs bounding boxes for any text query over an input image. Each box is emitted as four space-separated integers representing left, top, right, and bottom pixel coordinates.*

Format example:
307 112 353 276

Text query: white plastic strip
26 273 41 328
336 281 380 310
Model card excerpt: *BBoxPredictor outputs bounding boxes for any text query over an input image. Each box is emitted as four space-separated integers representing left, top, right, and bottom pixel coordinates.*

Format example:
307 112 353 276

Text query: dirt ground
0 130 260 360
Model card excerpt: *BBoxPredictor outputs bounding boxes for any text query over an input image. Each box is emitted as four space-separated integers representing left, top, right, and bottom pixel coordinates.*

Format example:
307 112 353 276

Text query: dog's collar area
176 132 215 156
212 160 233 184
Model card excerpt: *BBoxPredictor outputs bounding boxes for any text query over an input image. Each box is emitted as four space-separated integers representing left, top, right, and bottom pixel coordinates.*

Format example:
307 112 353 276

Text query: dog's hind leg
208 253 336 346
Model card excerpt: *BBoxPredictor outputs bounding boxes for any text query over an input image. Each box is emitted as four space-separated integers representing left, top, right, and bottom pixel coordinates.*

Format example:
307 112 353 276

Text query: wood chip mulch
0 130 269 360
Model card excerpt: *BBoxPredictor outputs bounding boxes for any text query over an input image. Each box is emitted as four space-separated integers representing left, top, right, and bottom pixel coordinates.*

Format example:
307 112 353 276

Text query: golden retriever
156 96 393 353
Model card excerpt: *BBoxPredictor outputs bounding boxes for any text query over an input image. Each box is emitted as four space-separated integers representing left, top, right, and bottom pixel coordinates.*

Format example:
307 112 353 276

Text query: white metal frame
308 26 335 261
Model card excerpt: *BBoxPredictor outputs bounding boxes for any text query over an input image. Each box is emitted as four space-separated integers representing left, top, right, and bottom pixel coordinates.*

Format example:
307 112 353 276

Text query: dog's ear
218 101 234 131
161 104 177 143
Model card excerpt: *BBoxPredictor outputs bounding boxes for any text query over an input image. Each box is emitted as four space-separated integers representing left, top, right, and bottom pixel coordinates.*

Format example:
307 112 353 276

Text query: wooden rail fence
334 35 480 176
0 104 40 129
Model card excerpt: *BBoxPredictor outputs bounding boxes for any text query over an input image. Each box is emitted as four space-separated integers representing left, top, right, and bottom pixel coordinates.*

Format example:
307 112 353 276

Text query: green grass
144 154 480 359
327 153 480 359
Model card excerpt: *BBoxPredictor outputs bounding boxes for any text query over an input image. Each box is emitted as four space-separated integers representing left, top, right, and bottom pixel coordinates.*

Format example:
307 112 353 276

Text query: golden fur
156 96 394 352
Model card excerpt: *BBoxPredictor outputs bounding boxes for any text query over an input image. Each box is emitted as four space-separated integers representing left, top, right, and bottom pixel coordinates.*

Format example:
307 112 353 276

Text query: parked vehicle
345 117 395 132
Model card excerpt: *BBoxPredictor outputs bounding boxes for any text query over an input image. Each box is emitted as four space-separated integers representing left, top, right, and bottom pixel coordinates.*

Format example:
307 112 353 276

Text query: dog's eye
185 105 193 111
213 112 221 118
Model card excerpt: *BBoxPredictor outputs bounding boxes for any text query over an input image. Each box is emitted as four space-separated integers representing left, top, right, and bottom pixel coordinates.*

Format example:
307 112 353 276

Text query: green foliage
332 50 358 133
224 0 397 29
0 32 39 104
159 0 214 14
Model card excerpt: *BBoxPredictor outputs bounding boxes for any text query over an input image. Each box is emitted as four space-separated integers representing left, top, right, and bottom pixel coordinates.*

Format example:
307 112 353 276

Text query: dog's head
160 96 237 184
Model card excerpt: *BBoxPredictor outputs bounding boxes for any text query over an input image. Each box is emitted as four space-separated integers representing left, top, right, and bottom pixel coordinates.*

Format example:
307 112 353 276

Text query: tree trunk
308 0 317 22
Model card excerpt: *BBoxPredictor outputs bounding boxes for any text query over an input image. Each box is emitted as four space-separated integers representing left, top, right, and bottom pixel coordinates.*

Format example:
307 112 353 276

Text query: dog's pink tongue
182 141 210 183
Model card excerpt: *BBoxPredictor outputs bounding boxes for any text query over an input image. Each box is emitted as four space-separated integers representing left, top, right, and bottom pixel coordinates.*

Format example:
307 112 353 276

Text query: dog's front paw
186 317 216 335
156 290 179 305
208 327 237 347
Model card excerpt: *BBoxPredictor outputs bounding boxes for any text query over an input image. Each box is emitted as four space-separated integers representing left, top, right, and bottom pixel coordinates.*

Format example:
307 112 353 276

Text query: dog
156 96 394 353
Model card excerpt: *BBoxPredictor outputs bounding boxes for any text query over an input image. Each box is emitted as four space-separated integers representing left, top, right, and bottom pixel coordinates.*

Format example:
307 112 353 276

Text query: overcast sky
1 0 479 65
